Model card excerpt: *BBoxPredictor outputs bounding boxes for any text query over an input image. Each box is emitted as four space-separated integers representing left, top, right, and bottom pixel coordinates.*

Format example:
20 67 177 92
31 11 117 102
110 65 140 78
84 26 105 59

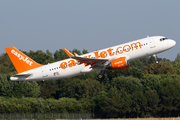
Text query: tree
0 72 40 98
0 53 16 74
110 76 143 94
54 49 69 60
27 50 47 64
92 91 108 117
143 62 176 74
37 81 59 99
109 76 146 117
71 49 82 55
59 78 105 100
129 59 144 71
172 53 180 75
141 74 162 91
158 75 180 117
105 87 130 118
175 53 180 62
144 90 160 116
104 67 143 81
82 49 88 54
44 50 56 64
172 61 180 75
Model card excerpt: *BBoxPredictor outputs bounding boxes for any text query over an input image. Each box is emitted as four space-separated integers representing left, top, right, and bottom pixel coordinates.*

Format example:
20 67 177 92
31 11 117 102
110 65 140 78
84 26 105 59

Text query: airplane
5 36 176 81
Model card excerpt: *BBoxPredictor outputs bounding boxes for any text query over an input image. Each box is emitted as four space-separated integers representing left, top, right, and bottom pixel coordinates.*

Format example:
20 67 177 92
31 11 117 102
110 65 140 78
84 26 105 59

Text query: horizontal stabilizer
10 74 32 81
12 74 32 77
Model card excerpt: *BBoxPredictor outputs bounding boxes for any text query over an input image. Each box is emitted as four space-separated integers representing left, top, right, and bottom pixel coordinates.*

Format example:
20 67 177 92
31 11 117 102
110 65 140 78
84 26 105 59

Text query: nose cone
165 39 176 50
171 40 176 47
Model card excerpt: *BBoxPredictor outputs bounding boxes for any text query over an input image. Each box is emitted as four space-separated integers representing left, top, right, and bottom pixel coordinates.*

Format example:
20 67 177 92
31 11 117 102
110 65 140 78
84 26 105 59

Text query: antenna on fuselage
147 35 149 38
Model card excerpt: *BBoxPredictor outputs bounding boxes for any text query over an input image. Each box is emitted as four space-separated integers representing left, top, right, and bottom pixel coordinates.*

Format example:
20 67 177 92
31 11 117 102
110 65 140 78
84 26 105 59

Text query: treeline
1 49 180 118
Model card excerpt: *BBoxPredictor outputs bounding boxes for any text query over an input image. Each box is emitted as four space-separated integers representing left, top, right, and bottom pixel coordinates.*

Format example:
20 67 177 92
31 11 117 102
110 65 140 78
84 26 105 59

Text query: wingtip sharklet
62 48 74 57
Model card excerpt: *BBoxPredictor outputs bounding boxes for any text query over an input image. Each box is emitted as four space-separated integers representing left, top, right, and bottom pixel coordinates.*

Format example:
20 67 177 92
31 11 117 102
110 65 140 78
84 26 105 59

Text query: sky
0 0 179 61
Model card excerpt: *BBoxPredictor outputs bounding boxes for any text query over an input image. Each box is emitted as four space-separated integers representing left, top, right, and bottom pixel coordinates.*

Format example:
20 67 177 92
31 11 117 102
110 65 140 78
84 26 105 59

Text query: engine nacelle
108 57 129 70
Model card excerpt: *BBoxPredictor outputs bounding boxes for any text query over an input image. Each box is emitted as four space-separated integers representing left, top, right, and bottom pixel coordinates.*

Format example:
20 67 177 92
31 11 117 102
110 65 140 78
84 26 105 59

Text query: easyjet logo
11 50 33 66
114 61 123 65
60 42 142 69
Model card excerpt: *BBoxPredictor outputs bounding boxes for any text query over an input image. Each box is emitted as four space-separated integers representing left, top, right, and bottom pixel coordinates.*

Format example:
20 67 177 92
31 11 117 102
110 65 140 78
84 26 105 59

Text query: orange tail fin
5 46 43 73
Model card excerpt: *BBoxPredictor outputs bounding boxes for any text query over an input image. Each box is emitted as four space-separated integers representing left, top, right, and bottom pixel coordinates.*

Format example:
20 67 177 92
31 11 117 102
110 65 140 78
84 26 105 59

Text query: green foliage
44 98 83 113
111 76 143 93
130 59 144 71
141 74 162 91
104 67 143 80
82 49 88 54
158 75 180 117
0 72 40 98
0 53 16 74
172 60 180 75
59 78 105 100
144 90 160 114
54 49 69 60
0 97 90 114
143 62 176 74
175 53 180 62
37 81 59 99
71 49 82 55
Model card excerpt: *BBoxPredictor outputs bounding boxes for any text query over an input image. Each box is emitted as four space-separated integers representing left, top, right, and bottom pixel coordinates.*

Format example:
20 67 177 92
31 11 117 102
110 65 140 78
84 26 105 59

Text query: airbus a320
5 36 176 81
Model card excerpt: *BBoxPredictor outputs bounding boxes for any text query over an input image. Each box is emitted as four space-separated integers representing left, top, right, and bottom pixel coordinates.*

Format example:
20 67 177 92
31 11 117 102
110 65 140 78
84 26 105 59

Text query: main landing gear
97 70 104 79
153 54 159 64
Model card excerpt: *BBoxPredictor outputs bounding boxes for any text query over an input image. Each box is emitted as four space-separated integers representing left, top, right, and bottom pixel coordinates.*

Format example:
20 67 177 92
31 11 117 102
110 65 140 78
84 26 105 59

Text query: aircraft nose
169 39 176 47
172 40 176 47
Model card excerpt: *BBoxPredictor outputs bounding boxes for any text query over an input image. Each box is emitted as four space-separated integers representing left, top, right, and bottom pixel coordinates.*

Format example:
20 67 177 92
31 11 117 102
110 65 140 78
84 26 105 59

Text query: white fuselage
10 36 176 81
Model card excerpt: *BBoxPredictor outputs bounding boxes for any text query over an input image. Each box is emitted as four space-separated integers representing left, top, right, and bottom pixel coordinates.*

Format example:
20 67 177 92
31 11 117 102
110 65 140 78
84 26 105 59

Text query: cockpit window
160 38 168 41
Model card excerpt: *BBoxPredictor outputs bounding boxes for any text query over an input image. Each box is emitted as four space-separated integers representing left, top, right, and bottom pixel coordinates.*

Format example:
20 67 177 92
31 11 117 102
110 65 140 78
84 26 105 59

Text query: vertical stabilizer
5 46 43 73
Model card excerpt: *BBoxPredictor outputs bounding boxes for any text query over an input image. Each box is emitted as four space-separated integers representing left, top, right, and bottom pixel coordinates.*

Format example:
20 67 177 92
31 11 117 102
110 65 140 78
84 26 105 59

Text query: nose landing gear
153 54 159 64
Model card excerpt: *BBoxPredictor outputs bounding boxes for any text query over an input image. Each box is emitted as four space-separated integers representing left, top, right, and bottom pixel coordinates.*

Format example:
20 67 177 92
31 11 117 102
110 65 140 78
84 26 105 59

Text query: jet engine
107 57 129 70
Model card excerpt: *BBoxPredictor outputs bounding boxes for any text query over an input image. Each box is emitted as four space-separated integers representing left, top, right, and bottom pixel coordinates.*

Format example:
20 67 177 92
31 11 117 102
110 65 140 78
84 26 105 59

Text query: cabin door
149 38 156 48
42 67 48 77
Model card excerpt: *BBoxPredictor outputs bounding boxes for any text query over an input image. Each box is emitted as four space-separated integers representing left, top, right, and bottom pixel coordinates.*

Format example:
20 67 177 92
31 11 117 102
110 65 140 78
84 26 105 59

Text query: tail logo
11 49 33 66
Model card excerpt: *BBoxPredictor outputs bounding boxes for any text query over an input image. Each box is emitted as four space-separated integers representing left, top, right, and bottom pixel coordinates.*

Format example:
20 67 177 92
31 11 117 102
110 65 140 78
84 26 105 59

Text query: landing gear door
149 38 156 48
42 67 48 77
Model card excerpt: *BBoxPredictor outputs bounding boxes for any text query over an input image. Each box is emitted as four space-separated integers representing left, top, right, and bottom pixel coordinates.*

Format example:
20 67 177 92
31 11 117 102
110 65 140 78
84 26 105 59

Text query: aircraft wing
72 56 109 67
63 48 109 68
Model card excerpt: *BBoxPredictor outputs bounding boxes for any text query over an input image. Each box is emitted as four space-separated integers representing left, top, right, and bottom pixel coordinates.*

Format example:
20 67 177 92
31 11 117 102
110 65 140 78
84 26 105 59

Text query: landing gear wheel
97 74 104 79
153 54 159 64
